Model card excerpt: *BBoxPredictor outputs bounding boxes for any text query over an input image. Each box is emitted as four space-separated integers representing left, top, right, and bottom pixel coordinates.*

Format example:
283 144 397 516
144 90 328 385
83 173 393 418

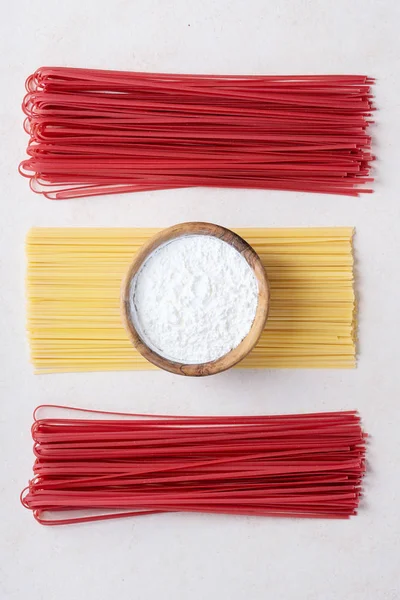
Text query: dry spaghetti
27 227 356 373
20 67 374 199
21 406 367 525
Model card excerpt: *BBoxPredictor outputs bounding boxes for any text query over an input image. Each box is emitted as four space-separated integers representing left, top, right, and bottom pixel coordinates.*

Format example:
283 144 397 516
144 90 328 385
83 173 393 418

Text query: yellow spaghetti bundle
27 228 356 373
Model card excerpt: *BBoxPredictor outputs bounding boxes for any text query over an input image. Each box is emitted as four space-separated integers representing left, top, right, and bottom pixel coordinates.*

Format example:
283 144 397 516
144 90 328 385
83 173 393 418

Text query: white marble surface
1 1 399 598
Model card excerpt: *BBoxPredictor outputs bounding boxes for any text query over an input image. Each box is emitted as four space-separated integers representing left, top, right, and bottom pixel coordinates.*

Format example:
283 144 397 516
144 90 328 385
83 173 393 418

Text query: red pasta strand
21 406 367 525
20 68 375 199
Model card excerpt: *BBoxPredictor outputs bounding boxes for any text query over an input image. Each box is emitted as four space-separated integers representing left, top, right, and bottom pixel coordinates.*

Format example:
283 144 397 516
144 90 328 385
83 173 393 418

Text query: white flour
130 235 258 363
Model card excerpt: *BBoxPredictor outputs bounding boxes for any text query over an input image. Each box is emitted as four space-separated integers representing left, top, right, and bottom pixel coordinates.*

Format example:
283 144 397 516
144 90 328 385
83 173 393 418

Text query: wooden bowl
121 222 269 376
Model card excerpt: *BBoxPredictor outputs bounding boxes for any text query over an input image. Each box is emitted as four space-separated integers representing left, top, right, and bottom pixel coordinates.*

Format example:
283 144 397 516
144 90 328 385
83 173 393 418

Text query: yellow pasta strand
27 227 356 373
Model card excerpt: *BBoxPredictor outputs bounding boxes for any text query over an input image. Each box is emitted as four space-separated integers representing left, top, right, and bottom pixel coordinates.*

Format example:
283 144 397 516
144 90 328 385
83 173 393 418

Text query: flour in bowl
130 235 258 363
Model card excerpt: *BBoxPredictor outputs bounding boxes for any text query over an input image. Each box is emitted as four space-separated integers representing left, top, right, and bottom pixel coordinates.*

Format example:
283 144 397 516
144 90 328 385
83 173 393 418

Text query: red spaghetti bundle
21 406 367 525
20 67 374 199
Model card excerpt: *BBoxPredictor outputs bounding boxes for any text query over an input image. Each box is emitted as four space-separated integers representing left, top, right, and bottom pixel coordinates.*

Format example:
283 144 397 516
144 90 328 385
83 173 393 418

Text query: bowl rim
120 221 270 376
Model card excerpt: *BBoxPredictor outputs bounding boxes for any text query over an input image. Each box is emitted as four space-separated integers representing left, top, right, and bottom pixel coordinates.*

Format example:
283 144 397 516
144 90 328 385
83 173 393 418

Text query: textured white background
1 1 399 598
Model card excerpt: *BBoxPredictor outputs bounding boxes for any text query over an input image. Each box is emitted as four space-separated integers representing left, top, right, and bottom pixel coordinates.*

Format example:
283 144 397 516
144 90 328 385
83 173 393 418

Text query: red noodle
20 68 375 199
21 405 367 525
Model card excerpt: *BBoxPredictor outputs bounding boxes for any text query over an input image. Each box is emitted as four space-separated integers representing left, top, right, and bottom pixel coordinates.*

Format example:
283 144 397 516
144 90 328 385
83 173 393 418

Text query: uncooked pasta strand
21 406 366 524
27 227 356 372
21 68 374 200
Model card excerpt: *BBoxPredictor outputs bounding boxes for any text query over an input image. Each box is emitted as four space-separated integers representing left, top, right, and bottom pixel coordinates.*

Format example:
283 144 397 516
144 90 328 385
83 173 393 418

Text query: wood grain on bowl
121 222 270 376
